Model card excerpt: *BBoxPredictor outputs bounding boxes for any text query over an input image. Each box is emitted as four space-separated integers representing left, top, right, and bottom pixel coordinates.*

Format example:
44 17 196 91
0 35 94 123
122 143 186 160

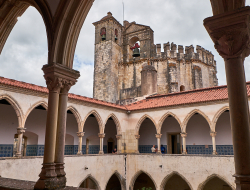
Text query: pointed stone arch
24 101 48 123
160 171 193 190
105 171 126 190
183 109 212 132
83 110 103 133
135 114 157 135
130 170 157 190
67 106 82 132
78 174 101 190
212 106 230 131
0 94 23 128
104 114 122 135
197 174 235 190
158 112 182 134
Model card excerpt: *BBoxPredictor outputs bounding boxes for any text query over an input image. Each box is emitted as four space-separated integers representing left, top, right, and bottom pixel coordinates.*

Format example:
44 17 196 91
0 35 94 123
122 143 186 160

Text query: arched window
100 27 106 41
180 85 185 92
115 29 118 41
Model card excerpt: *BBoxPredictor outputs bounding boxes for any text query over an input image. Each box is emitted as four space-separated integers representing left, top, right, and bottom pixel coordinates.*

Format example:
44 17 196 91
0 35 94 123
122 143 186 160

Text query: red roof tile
1 76 249 111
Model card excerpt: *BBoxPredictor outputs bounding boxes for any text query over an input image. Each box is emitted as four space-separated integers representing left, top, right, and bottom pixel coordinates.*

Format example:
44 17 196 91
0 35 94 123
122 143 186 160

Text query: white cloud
1 1 250 97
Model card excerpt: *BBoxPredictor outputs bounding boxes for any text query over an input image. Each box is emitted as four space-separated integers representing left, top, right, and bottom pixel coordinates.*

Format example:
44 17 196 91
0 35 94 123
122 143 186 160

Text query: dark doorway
164 174 191 190
108 141 113 153
80 177 98 189
168 134 181 154
106 174 121 190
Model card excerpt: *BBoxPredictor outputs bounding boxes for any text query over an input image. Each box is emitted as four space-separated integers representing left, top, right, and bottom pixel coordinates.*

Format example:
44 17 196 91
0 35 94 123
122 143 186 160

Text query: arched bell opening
133 172 156 190
163 174 191 190
215 110 232 155
115 29 118 42
129 36 140 58
101 27 106 41
105 174 121 190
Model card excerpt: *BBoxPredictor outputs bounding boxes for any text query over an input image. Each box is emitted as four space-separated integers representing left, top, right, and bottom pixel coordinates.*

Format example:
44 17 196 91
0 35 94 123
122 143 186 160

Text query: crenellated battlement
155 42 216 66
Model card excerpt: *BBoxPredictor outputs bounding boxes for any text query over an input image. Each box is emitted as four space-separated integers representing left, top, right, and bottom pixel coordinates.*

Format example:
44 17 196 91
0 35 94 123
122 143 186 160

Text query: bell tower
92 12 123 103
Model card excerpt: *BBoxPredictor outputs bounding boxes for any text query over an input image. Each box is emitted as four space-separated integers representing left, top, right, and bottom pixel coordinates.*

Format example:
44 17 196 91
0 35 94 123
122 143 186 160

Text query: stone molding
98 133 105 138
135 135 140 139
116 134 122 139
180 132 187 138
155 134 162 139
17 127 26 134
204 6 250 60
77 132 84 137
210 132 217 137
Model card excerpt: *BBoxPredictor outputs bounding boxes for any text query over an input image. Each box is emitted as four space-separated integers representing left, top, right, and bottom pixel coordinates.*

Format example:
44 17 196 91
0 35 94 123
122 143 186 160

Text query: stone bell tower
92 12 123 103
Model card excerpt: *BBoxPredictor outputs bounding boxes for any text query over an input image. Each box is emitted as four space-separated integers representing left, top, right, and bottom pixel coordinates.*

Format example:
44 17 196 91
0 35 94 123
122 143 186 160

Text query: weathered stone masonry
93 12 218 103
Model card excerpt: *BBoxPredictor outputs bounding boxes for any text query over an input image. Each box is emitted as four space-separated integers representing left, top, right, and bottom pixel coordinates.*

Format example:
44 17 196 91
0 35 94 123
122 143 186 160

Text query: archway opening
164 174 191 190
202 176 232 190
106 174 121 190
133 173 156 190
65 109 78 155
0 98 18 157
24 105 47 156
80 177 98 189
83 114 100 154
215 110 233 155
180 85 185 92
24 131 38 156
104 117 117 153
139 118 157 153
161 115 181 154
186 113 211 154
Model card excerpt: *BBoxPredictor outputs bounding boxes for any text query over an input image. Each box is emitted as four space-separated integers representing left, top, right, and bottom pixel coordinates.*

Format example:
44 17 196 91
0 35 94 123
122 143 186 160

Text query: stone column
204 7 250 189
116 134 122 154
135 135 140 153
34 63 80 190
16 127 26 157
181 132 187 154
210 132 217 155
98 133 105 154
155 134 162 154
77 132 85 155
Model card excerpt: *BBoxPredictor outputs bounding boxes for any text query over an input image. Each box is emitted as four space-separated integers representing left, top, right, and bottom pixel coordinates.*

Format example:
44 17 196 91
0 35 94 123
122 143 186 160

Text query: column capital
180 132 187 138
42 63 80 93
210 131 217 137
77 132 85 137
155 134 162 139
116 134 122 139
98 133 105 138
204 7 250 60
135 135 140 139
17 127 26 134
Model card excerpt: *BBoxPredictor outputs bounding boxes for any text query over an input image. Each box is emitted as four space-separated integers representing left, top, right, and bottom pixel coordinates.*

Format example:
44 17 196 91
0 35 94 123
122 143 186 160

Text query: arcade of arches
0 0 250 190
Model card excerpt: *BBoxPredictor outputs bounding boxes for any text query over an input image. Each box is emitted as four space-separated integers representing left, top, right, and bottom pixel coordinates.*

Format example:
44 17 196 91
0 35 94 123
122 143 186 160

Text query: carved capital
180 132 187 138
210 131 217 137
135 135 140 139
17 127 26 134
98 133 105 138
116 134 122 140
77 132 85 137
42 63 80 93
204 7 250 60
155 134 162 139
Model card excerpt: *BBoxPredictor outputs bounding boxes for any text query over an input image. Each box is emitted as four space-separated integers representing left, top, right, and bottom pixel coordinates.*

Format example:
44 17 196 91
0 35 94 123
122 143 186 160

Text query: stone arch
129 36 140 47
158 112 181 134
160 171 193 190
83 110 103 133
78 174 101 190
24 101 48 123
0 94 23 128
135 114 157 135
104 114 122 135
105 171 125 190
67 106 82 132
183 109 212 132
212 106 230 131
130 170 157 190
197 174 235 190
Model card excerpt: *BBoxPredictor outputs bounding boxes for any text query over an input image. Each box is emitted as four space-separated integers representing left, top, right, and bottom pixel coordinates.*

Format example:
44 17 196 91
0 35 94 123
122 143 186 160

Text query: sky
1 0 250 97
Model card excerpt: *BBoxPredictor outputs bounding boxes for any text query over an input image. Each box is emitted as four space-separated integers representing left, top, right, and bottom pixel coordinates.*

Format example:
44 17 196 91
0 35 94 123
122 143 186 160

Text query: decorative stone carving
135 135 140 139
116 134 122 139
180 132 187 138
98 133 105 138
155 134 162 139
210 132 217 137
17 127 26 134
77 132 85 137
204 7 250 60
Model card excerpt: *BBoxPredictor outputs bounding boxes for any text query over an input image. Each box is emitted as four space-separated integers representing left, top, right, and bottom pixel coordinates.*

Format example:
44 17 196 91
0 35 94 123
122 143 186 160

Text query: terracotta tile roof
1 76 250 111
0 77 126 110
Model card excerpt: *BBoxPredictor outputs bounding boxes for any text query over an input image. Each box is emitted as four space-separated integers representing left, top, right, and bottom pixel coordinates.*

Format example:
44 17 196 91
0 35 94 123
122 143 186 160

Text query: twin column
34 63 80 190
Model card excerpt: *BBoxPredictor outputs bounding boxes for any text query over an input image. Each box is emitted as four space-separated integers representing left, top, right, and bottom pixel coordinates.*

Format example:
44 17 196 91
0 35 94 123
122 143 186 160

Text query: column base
34 163 58 190
134 150 139 154
16 152 22 158
99 151 104 154
234 175 250 190
77 151 82 155
212 151 218 155
156 151 162 154
182 151 187 155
